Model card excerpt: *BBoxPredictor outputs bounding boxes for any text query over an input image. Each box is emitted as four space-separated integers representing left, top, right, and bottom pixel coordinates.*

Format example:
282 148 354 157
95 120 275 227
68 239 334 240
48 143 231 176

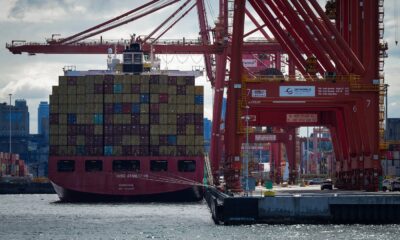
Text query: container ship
48 41 205 201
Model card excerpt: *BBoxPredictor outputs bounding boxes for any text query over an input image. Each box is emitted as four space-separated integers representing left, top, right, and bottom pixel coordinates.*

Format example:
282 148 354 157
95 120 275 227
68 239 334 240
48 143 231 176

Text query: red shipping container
177 114 186 124
113 125 123 135
131 114 140 124
50 146 59 156
104 75 114 84
195 125 203 135
159 94 168 103
85 125 94 135
122 125 131 134
177 85 186 95
105 114 113 124
122 103 131 113
104 84 113 94
50 113 59 124
94 84 103 94
67 76 77 85
387 151 393 160
85 136 94 145
67 136 77 145
159 135 168 145
150 104 159 113
185 76 195 85
113 136 122 145
105 104 114 114
131 84 140 93
150 114 159 124
131 125 140 135
185 113 194 124
122 146 132 155
168 76 177 85
150 75 160 84
77 125 86 134
194 113 203 125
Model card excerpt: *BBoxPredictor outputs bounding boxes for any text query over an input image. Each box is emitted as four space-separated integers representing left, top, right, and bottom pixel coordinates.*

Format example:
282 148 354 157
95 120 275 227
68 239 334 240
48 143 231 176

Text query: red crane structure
7 0 388 191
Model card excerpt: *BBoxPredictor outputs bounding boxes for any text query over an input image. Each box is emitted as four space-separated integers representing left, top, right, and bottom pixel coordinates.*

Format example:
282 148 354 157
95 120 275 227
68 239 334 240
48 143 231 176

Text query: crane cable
395 0 399 45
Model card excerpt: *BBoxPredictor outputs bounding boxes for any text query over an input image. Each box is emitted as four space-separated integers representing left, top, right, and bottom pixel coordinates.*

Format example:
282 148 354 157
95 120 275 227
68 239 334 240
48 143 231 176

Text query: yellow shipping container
141 104 149 113
131 75 141 84
195 136 204 146
52 86 60 95
122 94 131 103
176 104 186 113
150 94 159 103
77 136 85 145
77 85 85 94
168 86 177 95
159 125 168 135
186 136 195 145
140 84 149 93
122 114 131 124
59 76 68 86
113 146 122 156
167 114 177 125
113 114 123 124
59 114 67 124
59 135 67 145
195 105 203 113
168 146 177 156
50 105 59 113
150 85 160 93
85 94 95 103
186 125 195 135
76 95 85 104
185 105 194 113
151 125 159 135
186 146 195 156
140 114 149 124
131 94 140 103
115 75 124 84
50 125 58 135
94 104 103 113
122 135 131 145
59 146 68 155
58 85 68 95
104 94 113 103
113 94 122 103
177 76 186 85
77 114 86 124
177 136 186 145
50 95 58 105
94 75 104 84
159 146 169 156
159 75 168 84
68 95 77 105
158 84 168 94
85 84 94 94
186 86 195 95
94 125 103 135
50 135 59 146
168 95 177 104
167 125 177 135
195 86 204 95
94 95 103 103
185 95 194 105
131 136 140 145
168 105 177 114
159 114 168 124
195 146 204 156
59 104 68 114
159 104 169 113
67 104 76 113
67 86 77 95
150 136 159 145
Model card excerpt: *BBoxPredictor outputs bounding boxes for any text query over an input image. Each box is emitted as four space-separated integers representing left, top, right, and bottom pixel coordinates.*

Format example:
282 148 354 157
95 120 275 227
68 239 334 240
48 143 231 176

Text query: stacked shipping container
49 74 204 158
0 152 29 177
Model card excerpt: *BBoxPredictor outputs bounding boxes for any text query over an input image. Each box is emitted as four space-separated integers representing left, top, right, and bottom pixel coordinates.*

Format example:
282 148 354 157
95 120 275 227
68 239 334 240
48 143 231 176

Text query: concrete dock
205 185 400 224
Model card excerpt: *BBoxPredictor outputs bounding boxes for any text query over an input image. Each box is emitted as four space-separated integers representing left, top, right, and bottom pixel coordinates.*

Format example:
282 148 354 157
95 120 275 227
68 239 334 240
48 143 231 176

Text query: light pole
385 84 389 177
244 105 250 196
9 94 12 155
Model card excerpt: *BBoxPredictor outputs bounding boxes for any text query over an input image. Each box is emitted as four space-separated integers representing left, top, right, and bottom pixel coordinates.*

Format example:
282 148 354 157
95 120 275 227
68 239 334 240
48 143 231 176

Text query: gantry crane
6 0 388 191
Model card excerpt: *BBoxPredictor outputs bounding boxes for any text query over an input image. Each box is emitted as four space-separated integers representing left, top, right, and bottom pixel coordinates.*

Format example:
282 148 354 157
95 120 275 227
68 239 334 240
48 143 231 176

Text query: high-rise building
0 99 29 137
204 118 212 153
38 101 49 136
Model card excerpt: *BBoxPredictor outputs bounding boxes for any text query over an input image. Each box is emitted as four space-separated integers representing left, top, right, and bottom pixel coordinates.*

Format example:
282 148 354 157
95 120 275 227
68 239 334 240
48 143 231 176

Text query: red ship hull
49 156 204 202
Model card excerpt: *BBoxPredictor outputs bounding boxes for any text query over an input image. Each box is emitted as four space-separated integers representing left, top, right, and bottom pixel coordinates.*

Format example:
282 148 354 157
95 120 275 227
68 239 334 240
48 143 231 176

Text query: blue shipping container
104 146 113 156
132 103 141 113
67 114 77 124
114 103 122 113
195 95 204 105
94 113 103 125
140 94 149 103
167 135 177 145
76 146 86 156
113 83 123 93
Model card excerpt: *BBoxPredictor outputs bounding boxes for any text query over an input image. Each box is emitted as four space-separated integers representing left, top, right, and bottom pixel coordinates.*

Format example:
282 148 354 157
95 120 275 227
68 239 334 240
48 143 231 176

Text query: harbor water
0 194 399 240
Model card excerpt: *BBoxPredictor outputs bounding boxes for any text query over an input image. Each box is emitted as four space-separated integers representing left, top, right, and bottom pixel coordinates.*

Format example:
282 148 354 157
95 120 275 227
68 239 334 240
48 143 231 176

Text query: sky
0 0 400 134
